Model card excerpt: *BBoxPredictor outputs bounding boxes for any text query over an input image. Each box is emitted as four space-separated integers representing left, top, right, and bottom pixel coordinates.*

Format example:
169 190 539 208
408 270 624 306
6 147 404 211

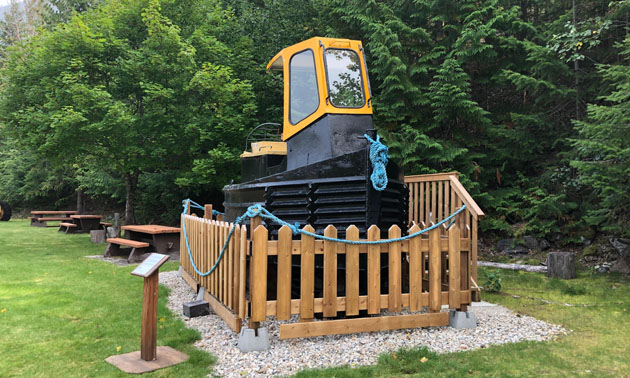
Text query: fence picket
429 228 441 312
300 225 315 320
238 225 247 320
323 225 338 317
277 225 292 320
367 225 380 315
408 224 422 311
345 225 360 316
388 225 402 312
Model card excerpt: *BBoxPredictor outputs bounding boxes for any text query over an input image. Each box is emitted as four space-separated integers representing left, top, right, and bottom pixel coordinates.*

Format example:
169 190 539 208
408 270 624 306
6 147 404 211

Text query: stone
183 300 210 318
237 327 270 352
523 236 539 250
90 229 106 243
594 264 609 273
106 226 117 239
539 239 551 250
610 258 630 274
547 252 575 279
449 310 476 329
504 246 529 256
497 239 515 251
610 238 630 256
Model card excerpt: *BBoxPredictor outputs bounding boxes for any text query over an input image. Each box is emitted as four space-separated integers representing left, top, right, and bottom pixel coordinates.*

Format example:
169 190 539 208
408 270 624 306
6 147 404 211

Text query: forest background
1 0 629 245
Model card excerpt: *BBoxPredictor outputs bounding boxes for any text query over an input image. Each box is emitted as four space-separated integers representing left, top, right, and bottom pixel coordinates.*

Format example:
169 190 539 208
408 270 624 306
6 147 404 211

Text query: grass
2 219 630 377
0 219 214 377
295 267 630 376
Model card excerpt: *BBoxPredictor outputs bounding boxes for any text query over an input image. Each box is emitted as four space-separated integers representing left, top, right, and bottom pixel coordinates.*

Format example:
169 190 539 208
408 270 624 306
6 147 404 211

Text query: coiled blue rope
364 133 389 191
181 198 466 277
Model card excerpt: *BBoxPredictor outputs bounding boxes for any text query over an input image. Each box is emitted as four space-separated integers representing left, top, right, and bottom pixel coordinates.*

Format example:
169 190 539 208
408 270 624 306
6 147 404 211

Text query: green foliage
0 0 256 222
571 37 630 236
483 270 503 293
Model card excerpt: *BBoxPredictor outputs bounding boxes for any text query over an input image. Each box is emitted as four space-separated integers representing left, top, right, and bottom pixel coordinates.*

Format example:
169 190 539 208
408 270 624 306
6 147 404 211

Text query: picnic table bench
30 210 77 227
58 215 104 234
104 225 180 263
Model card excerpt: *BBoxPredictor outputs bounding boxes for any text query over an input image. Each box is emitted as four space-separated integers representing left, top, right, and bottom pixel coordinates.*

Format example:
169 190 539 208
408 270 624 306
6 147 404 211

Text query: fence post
204 204 212 220
250 225 268 327
448 224 461 309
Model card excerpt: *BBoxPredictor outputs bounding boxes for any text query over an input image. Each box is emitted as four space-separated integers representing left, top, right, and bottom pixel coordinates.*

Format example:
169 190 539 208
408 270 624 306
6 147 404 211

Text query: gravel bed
160 271 566 377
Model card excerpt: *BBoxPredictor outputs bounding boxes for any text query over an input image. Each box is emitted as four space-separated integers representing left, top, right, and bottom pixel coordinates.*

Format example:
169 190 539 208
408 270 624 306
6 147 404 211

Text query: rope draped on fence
181 198 467 277
364 133 389 191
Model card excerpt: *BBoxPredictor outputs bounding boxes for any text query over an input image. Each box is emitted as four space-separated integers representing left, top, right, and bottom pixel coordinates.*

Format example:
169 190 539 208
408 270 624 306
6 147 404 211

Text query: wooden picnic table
30 210 77 227
122 225 181 255
70 215 104 232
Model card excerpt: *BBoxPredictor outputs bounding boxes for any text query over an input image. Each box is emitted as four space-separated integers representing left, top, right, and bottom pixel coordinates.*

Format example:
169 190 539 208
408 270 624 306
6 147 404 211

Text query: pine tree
572 37 630 235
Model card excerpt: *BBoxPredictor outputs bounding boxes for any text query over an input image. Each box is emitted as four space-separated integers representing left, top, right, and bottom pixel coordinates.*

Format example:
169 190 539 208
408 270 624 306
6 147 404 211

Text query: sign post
106 253 188 373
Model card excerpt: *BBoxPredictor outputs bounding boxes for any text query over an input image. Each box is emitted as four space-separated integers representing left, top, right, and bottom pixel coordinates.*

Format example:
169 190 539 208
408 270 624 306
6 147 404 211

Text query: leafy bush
483 270 503 293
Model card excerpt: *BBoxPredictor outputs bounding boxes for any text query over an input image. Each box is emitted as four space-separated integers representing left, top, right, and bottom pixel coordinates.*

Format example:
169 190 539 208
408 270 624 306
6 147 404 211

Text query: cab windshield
324 48 365 108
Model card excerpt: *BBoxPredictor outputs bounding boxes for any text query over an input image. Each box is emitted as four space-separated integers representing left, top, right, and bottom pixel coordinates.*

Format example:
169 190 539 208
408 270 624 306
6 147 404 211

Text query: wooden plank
223 222 230 304
429 228 441 312
204 204 212 220
408 182 414 224
140 273 159 361
210 221 217 296
227 222 235 310
431 181 436 223
438 180 443 222
425 182 430 224
448 224 461 309
204 291 242 333
219 222 225 303
408 224 422 311
449 175 484 218
460 251 469 291
367 225 380 314
238 226 247 320
251 225 268 322
279 312 449 339
403 172 459 183
416 182 426 223
472 218 478 285
388 225 402 312
323 225 338 318
300 225 315 320
444 180 450 224
204 221 210 292
265 291 472 315
181 264 198 292
345 225 360 316
276 225 292 320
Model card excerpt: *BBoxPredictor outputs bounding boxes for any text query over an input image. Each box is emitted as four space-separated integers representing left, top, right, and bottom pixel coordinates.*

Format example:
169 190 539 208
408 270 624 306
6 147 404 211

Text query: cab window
290 50 319 124
324 48 365 108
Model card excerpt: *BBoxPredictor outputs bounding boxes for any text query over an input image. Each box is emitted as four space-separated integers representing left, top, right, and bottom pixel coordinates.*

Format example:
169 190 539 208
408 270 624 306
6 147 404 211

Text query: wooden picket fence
404 172 484 293
180 210 473 339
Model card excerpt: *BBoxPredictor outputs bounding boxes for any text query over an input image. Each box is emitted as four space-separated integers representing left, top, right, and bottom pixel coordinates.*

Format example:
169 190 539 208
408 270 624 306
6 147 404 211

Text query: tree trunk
124 171 139 225
76 189 84 214
547 252 576 279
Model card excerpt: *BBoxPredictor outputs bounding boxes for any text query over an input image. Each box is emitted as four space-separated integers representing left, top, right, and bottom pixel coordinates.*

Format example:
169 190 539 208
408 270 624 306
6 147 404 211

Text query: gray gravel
160 271 566 377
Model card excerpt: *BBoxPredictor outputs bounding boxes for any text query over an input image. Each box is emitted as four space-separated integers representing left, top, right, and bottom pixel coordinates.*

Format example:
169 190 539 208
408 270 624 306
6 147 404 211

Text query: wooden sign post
106 253 188 373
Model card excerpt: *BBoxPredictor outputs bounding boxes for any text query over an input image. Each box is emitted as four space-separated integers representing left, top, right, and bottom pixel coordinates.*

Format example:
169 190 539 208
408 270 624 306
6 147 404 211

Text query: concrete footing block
197 287 206 301
237 327 270 352
449 310 477 329
183 300 210 318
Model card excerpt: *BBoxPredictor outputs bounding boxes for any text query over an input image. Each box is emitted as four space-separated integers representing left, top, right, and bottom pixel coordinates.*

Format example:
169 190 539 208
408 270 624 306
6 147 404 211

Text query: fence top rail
448 176 484 219
403 172 459 183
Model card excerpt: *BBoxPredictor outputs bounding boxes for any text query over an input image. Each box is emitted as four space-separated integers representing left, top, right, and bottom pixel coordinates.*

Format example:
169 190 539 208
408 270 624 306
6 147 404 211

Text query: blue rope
181 198 466 276
364 133 389 191
186 199 223 216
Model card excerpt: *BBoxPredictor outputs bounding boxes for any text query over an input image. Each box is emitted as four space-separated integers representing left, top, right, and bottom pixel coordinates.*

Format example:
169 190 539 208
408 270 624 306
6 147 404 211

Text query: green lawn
0 219 214 377
296 269 630 377
2 220 630 377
